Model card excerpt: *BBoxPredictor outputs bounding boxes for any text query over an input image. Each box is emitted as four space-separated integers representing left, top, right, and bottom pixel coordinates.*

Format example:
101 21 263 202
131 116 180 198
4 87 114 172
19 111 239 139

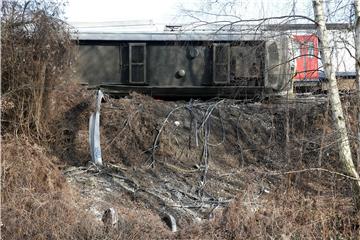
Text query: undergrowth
1 1 360 239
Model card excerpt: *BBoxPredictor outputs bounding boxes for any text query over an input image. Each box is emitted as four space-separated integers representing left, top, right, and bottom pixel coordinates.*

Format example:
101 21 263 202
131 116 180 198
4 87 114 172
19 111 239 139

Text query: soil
2 84 360 239
59 86 359 229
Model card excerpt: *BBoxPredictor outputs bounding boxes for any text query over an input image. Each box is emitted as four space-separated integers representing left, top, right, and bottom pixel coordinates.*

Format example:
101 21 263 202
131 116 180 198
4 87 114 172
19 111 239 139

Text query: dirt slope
2 84 360 239
57 86 360 238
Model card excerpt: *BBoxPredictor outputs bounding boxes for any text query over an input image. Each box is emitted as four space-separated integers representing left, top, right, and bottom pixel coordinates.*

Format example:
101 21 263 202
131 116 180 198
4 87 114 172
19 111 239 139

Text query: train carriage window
213 43 230 84
129 43 146 83
308 42 314 57
294 41 301 58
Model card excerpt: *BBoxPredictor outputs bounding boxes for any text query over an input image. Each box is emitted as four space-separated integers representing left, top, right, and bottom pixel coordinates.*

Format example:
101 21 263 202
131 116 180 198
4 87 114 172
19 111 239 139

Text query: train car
73 30 293 98
289 26 356 91
292 34 319 80
72 22 356 97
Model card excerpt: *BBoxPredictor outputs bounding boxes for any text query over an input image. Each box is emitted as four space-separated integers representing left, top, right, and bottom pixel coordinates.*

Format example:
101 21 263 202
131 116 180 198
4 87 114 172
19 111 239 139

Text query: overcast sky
65 0 188 23
65 0 316 24
65 0 353 28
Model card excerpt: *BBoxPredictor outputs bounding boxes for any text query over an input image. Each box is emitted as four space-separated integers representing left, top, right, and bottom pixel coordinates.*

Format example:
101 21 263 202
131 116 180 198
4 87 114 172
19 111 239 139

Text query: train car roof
71 22 352 41
74 31 268 41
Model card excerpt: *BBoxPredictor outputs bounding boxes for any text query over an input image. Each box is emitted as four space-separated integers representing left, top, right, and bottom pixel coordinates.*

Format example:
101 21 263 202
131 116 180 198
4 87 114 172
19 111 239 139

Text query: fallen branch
163 162 200 173
266 167 360 181
150 106 184 167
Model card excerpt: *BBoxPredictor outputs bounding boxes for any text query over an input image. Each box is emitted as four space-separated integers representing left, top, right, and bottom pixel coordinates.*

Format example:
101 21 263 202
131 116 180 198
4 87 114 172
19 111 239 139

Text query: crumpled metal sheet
89 90 104 166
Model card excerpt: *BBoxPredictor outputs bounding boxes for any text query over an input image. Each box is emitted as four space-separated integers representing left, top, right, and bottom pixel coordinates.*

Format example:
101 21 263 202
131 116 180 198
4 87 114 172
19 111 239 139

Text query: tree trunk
354 0 360 169
312 0 360 208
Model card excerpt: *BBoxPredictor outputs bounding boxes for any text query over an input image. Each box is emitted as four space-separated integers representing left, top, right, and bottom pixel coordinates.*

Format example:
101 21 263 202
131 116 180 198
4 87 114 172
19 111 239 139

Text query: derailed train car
74 31 293 98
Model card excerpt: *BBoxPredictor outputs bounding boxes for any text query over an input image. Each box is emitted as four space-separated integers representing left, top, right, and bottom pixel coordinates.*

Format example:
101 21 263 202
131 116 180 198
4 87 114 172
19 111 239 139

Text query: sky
65 0 190 23
65 0 315 24
65 0 353 32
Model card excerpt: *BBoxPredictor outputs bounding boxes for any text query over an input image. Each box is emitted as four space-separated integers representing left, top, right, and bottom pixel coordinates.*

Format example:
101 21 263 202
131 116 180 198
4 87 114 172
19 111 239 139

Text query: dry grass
178 188 360 239
1 135 172 239
2 132 358 239
53 88 360 239
1 1 360 239
1 0 75 138
0 2 101 239
1 136 103 240
2 88 360 239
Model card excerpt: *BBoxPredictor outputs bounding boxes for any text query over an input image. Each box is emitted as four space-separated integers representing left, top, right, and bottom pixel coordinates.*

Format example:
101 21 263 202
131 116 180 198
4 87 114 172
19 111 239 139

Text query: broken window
213 43 230 84
129 43 146 83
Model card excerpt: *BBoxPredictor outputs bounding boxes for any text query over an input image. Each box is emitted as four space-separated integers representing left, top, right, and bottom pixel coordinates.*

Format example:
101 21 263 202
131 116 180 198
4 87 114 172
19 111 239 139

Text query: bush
1 0 75 138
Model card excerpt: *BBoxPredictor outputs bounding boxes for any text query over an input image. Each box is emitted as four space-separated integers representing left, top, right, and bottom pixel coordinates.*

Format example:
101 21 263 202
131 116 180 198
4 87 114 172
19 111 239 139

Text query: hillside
2 84 359 239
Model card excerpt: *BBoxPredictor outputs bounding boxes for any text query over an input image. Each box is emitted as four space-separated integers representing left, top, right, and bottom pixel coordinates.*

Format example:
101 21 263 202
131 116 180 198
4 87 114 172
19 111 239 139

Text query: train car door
293 35 319 80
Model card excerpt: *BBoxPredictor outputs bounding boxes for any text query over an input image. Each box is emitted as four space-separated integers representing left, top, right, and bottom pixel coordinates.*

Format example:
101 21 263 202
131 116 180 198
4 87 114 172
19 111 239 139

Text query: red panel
293 35 319 80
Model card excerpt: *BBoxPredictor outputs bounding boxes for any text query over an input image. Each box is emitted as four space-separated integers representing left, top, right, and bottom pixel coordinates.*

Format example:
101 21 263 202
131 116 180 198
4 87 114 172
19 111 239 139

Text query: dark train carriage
74 31 293 98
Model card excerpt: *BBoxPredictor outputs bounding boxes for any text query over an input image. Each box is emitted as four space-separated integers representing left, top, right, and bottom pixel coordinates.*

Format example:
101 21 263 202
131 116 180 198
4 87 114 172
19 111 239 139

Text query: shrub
1 0 75 139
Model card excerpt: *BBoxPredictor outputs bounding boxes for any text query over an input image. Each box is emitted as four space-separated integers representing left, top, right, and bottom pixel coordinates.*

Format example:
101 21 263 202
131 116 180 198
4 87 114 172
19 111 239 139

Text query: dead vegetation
1 136 102 240
179 188 359 239
0 1 101 239
1 0 75 138
2 82 360 239
55 88 360 239
1 1 360 239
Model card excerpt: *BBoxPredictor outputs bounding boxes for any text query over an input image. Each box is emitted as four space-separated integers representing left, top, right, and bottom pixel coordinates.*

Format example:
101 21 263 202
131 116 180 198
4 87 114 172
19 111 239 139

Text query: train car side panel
265 37 293 95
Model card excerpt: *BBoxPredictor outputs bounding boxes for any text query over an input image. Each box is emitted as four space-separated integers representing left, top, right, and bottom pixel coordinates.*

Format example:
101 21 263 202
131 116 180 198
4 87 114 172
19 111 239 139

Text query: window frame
213 43 230 84
129 43 147 84
307 41 315 58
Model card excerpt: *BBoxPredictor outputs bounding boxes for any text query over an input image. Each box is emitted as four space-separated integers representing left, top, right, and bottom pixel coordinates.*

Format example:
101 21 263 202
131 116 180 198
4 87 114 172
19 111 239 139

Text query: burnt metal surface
91 85 265 99
265 37 292 93
75 38 290 97
76 45 120 86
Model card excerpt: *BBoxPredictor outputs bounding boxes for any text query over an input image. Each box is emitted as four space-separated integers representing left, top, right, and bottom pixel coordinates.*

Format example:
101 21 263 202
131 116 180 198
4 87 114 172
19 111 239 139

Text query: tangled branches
1 0 75 139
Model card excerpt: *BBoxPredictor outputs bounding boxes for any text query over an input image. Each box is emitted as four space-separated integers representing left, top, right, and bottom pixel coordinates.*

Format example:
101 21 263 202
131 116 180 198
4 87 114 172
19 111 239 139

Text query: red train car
293 35 319 80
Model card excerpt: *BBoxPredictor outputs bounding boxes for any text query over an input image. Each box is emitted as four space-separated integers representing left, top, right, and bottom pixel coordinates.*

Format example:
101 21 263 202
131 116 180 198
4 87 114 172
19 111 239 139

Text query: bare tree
180 0 360 208
313 0 360 208
355 0 360 167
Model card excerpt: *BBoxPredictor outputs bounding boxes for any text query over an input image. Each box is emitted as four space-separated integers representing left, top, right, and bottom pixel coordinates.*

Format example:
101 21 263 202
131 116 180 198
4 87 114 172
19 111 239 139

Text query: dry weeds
1 0 75 138
2 85 360 239
1 1 360 239
57 89 360 239
1 136 103 240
